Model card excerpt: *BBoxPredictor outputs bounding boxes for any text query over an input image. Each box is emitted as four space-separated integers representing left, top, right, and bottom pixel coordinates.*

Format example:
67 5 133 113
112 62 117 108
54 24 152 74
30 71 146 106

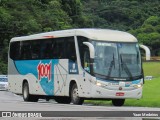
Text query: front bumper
90 84 142 99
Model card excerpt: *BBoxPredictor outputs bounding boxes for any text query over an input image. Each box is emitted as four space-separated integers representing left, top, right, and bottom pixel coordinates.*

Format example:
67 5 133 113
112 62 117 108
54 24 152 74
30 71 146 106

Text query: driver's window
84 49 90 73
77 36 90 72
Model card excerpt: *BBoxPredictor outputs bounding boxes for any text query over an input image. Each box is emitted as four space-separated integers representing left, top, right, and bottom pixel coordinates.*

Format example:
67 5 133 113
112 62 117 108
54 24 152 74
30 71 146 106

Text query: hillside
0 0 160 74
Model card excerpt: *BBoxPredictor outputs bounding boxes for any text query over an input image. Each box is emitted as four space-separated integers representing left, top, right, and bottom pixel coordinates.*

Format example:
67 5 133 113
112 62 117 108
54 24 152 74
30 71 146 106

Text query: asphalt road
0 91 160 120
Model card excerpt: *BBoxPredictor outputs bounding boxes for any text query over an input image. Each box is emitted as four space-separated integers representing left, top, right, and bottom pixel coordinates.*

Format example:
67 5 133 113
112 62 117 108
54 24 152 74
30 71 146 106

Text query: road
0 91 160 119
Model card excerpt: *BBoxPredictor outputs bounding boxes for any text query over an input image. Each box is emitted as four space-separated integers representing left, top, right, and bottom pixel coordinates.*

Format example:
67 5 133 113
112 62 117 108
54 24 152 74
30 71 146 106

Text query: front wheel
70 84 84 105
112 99 125 106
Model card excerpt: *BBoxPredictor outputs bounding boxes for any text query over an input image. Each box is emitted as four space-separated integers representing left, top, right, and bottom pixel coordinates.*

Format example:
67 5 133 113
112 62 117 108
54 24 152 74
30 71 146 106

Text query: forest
0 0 160 74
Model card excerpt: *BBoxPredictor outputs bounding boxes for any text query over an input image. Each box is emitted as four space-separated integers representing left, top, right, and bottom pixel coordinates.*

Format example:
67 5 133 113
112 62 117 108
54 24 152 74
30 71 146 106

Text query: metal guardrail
142 57 160 61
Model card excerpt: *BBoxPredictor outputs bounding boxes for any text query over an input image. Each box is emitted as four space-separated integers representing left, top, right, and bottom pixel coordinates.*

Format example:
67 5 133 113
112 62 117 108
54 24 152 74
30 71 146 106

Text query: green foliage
130 16 160 55
143 16 160 26
0 0 94 74
82 0 160 31
0 60 7 74
0 0 160 74
61 0 93 28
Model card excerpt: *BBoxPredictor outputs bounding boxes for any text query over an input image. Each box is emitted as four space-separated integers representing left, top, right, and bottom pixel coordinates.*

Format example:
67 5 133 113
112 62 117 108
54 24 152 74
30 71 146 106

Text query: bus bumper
91 84 142 99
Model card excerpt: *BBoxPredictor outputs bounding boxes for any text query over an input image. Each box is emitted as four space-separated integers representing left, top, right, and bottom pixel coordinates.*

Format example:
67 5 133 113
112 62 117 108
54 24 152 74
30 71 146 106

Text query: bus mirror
83 42 95 59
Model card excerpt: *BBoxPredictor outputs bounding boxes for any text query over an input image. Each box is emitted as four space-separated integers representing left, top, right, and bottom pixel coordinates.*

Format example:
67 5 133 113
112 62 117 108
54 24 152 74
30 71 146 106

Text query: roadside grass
85 62 160 107
125 77 160 107
143 62 160 78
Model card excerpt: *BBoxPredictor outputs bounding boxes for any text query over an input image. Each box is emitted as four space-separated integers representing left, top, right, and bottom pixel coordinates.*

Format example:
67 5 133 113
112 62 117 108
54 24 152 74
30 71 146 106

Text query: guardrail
142 56 160 61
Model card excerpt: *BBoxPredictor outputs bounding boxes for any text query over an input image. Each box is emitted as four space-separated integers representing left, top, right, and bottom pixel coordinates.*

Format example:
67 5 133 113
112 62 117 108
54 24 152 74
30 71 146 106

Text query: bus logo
37 61 52 81
69 61 78 74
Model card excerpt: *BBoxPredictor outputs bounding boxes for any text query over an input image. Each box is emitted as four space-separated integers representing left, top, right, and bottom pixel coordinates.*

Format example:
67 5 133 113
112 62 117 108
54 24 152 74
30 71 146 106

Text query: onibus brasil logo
37 61 52 81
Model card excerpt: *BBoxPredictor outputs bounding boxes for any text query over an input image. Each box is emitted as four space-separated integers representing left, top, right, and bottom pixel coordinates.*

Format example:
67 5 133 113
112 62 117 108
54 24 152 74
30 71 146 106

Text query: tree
61 0 93 28
0 0 94 74
130 16 160 56
82 0 160 30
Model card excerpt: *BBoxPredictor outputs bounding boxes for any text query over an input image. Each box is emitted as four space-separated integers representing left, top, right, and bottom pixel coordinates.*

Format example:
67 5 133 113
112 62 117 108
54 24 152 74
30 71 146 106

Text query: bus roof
10 29 137 42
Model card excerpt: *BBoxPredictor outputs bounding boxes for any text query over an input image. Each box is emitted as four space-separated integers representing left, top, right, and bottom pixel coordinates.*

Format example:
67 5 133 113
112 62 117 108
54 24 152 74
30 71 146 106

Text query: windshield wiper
120 54 133 80
94 72 109 79
107 53 115 77
132 74 143 80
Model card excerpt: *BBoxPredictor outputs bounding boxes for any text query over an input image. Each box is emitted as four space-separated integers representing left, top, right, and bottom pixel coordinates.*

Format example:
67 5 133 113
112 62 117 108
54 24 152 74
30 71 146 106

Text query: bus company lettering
37 61 52 81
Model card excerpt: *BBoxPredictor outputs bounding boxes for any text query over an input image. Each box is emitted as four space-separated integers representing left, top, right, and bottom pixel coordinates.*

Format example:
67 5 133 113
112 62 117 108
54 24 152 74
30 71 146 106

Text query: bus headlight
96 82 102 86
134 84 142 88
96 82 106 87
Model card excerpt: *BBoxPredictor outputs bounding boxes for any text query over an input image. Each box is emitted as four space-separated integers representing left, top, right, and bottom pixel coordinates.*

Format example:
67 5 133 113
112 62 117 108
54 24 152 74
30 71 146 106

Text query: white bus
8 29 144 106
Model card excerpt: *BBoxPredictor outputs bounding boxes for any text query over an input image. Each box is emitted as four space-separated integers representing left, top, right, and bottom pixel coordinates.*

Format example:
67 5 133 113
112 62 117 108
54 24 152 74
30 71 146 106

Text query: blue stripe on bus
14 59 59 95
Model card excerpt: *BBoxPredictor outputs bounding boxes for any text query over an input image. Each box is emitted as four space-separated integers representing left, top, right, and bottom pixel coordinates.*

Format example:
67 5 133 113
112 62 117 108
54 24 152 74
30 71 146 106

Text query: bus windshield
91 41 142 81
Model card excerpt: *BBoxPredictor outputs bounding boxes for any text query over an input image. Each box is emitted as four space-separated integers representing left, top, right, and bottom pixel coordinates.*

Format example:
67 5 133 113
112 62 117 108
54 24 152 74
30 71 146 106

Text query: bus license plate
116 92 124 96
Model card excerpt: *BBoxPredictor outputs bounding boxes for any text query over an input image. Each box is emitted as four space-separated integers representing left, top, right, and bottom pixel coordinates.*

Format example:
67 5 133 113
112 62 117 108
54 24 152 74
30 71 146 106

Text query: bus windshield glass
91 41 142 81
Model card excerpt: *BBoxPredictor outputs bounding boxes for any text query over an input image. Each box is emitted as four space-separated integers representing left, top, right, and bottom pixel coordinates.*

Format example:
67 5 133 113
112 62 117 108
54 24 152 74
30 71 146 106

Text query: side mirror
83 42 95 59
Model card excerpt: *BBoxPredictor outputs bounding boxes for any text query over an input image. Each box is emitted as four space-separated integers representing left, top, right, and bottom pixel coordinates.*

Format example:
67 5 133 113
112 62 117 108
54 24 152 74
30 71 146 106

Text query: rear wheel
54 96 71 104
71 84 84 105
23 82 39 102
46 97 50 101
112 99 125 106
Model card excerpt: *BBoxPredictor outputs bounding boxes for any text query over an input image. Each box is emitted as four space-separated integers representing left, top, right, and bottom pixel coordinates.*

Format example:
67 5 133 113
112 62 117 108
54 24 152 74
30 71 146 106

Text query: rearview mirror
83 42 95 59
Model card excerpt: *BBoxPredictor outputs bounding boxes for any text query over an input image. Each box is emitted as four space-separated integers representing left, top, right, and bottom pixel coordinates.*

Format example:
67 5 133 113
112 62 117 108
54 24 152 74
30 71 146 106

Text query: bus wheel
23 82 38 102
54 97 71 104
112 99 125 106
46 97 50 101
71 84 84 105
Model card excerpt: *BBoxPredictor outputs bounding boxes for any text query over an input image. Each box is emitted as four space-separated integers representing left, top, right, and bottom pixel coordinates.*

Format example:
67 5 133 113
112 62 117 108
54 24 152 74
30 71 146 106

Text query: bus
8 29 144 106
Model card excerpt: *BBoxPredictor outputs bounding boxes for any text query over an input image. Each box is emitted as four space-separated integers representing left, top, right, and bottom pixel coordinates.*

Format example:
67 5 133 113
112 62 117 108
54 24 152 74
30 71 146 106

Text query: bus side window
66 38 77 62
52 38 65 59
31 41 41 59
20 41 31 60
10 41 20 60
40 39 53 59
52 41 58 59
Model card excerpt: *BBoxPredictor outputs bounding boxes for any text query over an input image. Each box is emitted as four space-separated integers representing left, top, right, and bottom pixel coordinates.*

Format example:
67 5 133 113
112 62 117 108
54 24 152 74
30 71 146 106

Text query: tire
23 82 39 102
46 97 50 101
70 84 84 105
54 96 71 104
112 99 125 106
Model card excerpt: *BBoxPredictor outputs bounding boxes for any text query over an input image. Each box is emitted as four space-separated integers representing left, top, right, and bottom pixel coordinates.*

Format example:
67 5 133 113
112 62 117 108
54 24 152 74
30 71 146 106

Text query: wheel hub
72 88 78 101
